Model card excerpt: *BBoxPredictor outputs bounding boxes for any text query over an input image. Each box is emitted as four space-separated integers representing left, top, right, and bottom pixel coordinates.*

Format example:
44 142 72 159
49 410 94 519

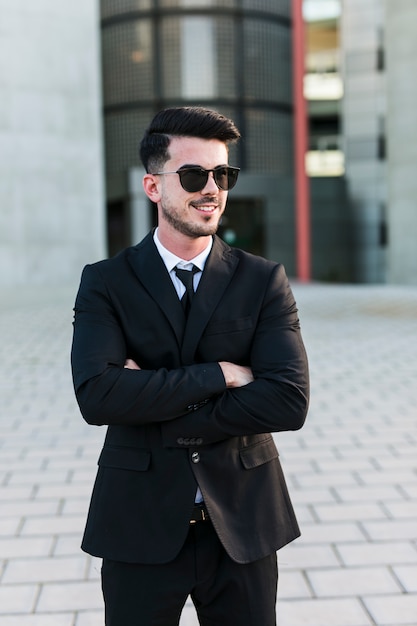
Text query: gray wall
340 0 387 283
310 176 354 282
385 0 417 285
0 1 105 287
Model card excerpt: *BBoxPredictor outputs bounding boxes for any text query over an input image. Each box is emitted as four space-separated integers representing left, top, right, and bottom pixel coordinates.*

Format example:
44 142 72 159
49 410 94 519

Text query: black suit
71 232 309 619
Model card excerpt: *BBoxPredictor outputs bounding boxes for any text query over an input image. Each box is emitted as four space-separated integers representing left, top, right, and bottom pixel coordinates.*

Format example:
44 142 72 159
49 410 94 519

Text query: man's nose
201 171 220 193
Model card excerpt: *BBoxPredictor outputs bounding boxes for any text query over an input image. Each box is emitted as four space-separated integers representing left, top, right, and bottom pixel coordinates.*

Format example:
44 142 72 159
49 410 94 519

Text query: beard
160 199 223 238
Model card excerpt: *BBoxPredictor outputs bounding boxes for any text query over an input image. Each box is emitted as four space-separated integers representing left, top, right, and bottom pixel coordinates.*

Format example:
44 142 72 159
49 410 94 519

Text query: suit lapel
181 236 239 364
127 233 186 346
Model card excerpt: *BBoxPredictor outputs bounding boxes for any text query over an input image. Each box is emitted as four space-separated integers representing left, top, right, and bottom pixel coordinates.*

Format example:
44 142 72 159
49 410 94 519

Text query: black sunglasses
153 165 240 193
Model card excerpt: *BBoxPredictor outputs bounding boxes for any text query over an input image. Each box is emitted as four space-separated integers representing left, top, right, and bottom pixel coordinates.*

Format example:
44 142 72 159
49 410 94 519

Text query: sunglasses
153 165 240 193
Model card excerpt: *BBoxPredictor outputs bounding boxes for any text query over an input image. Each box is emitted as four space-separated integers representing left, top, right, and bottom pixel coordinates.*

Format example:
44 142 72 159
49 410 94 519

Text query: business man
71 106 309 626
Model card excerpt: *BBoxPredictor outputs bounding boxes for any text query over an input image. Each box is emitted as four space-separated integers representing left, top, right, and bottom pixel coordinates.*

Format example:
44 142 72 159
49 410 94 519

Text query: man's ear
143 174 161 203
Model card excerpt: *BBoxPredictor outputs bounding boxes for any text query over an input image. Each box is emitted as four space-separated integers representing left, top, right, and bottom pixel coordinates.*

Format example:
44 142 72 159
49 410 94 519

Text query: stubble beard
161 201 222 238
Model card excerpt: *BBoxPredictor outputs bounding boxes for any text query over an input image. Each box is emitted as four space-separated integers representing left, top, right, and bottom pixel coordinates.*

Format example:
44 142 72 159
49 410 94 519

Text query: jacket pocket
98 446 151 472
203 316 253 336
239 437 278 469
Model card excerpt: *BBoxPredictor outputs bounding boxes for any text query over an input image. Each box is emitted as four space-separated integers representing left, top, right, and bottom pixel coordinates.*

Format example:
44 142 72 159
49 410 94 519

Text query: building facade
2 0 416 287
101 0 298 273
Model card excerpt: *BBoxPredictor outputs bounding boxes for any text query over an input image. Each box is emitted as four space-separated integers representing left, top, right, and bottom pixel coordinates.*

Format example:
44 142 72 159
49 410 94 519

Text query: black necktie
175 265 199 316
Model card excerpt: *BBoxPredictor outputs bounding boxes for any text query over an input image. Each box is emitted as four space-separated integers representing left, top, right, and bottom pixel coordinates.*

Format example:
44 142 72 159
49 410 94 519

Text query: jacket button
191 452 200 464
177 438 184 445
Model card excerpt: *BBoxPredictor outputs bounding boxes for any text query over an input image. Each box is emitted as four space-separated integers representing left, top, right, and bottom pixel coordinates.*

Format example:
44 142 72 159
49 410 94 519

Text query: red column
292 0 311 281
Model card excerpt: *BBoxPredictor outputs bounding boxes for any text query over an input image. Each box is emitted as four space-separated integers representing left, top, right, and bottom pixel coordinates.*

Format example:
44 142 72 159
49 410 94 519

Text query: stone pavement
0 281 416 626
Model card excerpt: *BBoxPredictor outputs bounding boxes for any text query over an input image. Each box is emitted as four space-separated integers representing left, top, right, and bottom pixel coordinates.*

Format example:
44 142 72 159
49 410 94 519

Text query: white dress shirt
153 228 213 503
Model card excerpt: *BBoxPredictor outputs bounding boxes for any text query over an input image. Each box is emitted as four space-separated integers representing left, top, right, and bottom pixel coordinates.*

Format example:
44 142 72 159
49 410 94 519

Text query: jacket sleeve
71 264 226 426
161 263 309 446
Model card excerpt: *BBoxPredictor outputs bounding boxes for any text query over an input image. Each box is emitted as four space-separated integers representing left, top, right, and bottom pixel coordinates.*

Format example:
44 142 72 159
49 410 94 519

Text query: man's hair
139 106 241 173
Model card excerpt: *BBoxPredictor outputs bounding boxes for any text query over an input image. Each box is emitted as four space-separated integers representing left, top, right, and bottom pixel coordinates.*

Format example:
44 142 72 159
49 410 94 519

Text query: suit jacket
71 232 309 564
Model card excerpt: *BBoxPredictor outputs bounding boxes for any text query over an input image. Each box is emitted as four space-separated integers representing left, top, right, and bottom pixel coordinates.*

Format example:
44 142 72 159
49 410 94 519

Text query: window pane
160 0 236 7
243 20 292 104
242 0 290 17
102 20 154 105
246 109 293 175
161 16 236 99
101 0 152 19
105 110 151 175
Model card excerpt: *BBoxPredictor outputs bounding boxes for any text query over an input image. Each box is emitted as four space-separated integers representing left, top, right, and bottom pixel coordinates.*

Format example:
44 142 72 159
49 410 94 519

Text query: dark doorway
218 198 265 256
107 200 131 258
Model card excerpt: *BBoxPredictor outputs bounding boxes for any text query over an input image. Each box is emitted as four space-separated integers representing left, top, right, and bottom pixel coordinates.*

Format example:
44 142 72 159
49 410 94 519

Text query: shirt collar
153 228 213 273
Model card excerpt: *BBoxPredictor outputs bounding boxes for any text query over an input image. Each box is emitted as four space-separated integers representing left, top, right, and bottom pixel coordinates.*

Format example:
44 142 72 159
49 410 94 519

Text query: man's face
153 136 230 239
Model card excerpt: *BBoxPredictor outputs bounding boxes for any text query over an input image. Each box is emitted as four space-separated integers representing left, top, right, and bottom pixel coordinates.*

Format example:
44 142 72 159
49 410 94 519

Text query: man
71 106 309 626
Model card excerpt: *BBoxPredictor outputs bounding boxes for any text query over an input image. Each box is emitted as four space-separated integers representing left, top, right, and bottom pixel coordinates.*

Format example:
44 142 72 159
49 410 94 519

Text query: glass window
243 20 292 104
104 110 152 176
102 20 154 106
161 16 236 99
101 0 152 19
246 109 293 175
160 0 236 7
242 0 290 17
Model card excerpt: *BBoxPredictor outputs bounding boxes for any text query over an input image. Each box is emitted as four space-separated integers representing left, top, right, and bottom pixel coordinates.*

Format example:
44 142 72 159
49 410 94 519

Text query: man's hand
218 362 254 388
124 359 141 370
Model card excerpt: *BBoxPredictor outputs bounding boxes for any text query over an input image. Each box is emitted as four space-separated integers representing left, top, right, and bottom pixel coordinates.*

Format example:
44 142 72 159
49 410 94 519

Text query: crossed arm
124 358 254 389
72 262 309 442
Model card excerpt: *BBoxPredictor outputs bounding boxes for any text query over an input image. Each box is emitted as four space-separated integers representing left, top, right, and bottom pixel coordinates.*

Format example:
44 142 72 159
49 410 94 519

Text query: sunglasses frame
153 165 240 192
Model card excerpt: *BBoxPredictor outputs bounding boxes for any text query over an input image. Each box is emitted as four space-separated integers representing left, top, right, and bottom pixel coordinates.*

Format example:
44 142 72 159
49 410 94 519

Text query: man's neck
156 226 213 261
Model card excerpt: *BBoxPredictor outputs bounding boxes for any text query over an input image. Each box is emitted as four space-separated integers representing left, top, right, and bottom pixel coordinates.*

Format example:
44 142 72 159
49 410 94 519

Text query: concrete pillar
0 1 105 287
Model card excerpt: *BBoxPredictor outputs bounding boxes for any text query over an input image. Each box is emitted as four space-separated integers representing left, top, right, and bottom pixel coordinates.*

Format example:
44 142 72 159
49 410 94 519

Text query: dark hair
139 106 241 172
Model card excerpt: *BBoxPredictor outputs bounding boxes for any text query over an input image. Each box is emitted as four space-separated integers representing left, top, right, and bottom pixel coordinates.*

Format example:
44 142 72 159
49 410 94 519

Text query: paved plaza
0 280 416 625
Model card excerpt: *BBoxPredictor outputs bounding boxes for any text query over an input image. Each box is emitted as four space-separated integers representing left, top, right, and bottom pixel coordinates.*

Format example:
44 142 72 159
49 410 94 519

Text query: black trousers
101 518 278 626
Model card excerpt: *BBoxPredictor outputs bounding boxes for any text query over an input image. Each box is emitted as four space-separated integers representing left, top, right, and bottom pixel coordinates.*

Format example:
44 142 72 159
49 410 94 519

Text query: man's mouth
191 200 219 213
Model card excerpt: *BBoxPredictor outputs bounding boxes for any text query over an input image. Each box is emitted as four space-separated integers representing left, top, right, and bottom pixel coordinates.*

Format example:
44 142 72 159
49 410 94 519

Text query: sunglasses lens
215 166 239 190
177 166 240 192
178 168 208 192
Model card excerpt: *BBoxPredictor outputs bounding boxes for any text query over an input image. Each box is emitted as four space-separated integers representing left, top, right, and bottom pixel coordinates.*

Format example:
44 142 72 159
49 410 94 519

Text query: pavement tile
392 565 417 592
384 501 417 519
20 515 86 536
0 486 34 501
61 498 90 515
363 520 417 542
6 470 70 486
358 470 416 486
336 541 417 567
53 535 84 557
334 485 405 502
279 544 340 570
2 555 89 584
179 605 199 626
312 502 388 522
76 612 105 626
1 283 417 624
307 566 402 597
402 485 417 499
0 500 60 517
277 570 313 599
0 517 21 535
290 485 337 503
363 593 417 625
0 615 74 626
0 537 54 559
295 472 361 488
86 556 102 581
297 522 367 544
277 598 373 626
36 580 103 612
0 584 39 614
35 483 96 499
